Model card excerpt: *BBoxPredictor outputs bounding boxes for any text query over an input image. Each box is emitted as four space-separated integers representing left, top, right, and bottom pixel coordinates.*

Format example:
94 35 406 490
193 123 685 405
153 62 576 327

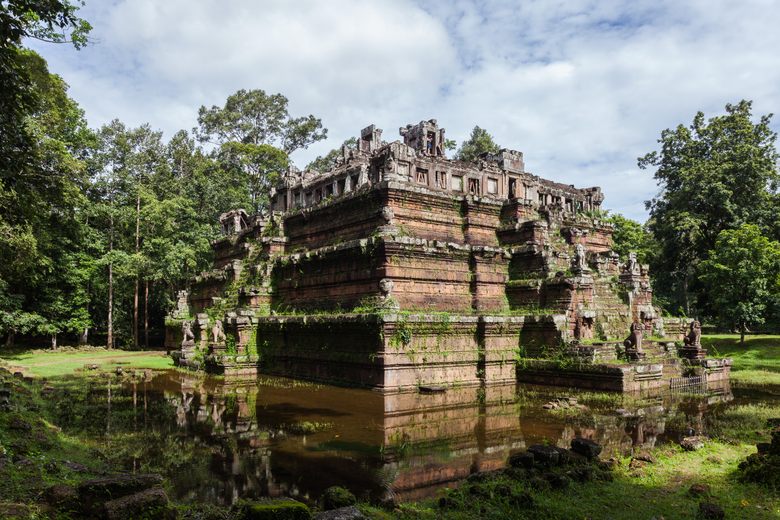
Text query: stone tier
256 313 566 391
517 356 732 393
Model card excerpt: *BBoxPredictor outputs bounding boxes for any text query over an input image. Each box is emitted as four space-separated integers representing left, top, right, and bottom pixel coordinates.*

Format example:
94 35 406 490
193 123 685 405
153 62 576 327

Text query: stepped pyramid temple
167 119 731 392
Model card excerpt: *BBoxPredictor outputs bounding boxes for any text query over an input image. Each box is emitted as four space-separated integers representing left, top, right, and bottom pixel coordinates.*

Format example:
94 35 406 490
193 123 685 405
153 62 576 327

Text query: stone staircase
591 278 632 340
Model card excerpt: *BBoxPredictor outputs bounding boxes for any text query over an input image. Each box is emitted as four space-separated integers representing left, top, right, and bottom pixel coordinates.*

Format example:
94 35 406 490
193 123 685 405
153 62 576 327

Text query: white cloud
29 0 780 221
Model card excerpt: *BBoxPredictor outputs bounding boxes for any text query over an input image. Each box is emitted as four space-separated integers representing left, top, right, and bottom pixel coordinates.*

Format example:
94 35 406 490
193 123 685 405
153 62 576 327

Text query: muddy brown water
41 371 776 506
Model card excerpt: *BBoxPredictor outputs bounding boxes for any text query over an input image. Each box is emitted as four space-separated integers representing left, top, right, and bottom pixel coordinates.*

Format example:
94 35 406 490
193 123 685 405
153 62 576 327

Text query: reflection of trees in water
40 373 736 506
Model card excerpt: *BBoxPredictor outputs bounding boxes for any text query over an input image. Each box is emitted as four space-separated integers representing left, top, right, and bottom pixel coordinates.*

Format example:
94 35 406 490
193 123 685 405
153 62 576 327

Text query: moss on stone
241 499 311 520
321 486 356 510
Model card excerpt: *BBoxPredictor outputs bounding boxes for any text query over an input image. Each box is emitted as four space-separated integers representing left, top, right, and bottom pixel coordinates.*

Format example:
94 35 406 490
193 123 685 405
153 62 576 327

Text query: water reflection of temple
124 372 733 505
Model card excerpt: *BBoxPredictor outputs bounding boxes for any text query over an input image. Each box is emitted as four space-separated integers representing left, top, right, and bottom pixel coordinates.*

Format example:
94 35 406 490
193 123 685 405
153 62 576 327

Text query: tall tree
607 214 655 264
91 121 168 348
196 89 326 213
639 100 779 315
455 126 501 163
0 50 94 347
0 1 90 175
700 224 780 343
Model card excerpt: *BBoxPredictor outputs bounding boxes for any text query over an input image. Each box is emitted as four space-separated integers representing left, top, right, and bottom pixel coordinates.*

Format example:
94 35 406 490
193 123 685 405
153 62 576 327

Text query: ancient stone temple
167 119 731 392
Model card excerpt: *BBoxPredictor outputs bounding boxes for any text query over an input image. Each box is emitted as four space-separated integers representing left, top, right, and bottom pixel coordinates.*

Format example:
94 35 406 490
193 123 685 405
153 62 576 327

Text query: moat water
41 371 777 506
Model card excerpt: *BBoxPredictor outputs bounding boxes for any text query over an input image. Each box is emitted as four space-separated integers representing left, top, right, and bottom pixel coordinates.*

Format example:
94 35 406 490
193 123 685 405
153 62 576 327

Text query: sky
29 0 780 221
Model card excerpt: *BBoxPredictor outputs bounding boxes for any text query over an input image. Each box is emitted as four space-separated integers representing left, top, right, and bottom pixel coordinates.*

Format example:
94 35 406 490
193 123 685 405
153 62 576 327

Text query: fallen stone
508 451 535 469
543 471 570 489
529 476 551 491
570 438 602 459
314 506 366 520
79 473 164 504
527 444 560 466
103 487 170 520
634 452 656 464
0 503 32 518
698 501 725 520
438 496 454 509
62 460 89 473
628 458 647 471
85 364 99 370
503 466 529 482
12 456 33 467
467 483 489 497
242 498 311 520
557 447 586 466
45 484 78 509
321 486 356 511
681 436 706 451
508 490 534 508
567 466 594 482
466 470 498 483
771 427 780 454
688 483 711 497
493 482 512 496
598 458 620 470
9 416 31 431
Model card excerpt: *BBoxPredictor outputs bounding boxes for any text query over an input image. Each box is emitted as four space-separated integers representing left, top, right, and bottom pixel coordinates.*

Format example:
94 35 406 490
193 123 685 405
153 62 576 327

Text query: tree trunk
133 193 140 349
133 279 139 349
78 327 88 345
5 331 15 348
51 333 57 349
682 275 690 317
740 323 746 345
107 213 114 350
144 279 149 349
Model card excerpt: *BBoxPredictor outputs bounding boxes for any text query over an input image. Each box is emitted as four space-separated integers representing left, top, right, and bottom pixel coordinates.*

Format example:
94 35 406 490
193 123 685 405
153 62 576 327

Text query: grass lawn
0 347 174 378
702 334 780 392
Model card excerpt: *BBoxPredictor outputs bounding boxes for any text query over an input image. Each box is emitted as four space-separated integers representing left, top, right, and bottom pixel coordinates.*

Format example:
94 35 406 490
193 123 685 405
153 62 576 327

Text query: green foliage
390 320 412 347
455 125 501 163
607 213 655 264
0 49 94 345
639 100 779 316
700 225 780 341
0 1 91 49
195 89 326 214
196 89 326 153
321 486 356 510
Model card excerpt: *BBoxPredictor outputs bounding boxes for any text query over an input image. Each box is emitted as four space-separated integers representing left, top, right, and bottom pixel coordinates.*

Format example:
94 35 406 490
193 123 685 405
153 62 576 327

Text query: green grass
702 334 780 392
0 372 112 514
0 347 174 378
359 441 779 519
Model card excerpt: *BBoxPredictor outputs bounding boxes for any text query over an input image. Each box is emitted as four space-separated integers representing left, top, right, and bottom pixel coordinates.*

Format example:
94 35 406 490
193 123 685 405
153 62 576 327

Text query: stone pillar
236 316 252 353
